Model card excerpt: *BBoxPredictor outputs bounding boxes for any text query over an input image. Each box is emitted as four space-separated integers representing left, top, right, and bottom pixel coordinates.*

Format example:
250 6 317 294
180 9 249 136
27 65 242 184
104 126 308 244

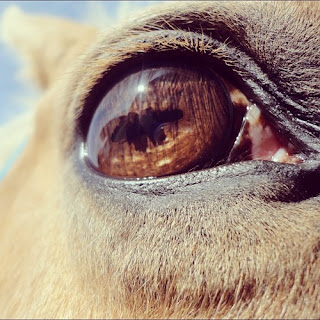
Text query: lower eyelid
77 145 310 199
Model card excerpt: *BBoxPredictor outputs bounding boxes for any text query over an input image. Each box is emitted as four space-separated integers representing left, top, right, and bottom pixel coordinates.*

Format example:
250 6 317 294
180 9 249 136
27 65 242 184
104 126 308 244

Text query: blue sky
0 1 158 124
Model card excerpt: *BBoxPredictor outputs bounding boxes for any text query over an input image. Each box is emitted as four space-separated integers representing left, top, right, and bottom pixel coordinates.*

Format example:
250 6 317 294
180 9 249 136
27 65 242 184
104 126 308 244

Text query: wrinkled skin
0 1 319 318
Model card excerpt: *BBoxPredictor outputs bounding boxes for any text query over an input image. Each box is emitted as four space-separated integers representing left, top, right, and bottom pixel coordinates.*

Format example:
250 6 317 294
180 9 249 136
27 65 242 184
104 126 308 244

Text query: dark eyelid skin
62 1 320 202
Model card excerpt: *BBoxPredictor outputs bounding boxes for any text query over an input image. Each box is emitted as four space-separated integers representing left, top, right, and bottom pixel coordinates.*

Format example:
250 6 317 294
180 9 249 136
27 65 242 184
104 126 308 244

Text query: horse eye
86 65 236 178
85 64 302 178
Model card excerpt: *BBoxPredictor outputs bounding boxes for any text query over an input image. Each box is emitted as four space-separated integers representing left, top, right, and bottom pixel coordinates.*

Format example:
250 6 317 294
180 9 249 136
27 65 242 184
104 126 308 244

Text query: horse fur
0 2 319 318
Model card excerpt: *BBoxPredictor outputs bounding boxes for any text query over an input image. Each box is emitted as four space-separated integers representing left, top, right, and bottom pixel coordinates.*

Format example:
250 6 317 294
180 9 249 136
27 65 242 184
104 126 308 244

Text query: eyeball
86 65 234 178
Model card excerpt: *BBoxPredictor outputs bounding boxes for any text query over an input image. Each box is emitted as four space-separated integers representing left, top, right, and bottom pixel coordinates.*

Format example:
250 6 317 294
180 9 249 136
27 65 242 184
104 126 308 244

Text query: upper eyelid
65 2 254 126
61 7 320 155
65 30 283 142
72 30 237 133
67 2 253 112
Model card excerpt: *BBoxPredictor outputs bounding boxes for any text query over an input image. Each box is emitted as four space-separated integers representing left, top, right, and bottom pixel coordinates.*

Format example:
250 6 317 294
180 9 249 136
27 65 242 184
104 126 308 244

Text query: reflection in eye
86 65 303 179
87 66 234 177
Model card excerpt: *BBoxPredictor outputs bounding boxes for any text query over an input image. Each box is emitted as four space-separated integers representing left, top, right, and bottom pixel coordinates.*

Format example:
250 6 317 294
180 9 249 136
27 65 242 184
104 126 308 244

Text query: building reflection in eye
99 107 183 152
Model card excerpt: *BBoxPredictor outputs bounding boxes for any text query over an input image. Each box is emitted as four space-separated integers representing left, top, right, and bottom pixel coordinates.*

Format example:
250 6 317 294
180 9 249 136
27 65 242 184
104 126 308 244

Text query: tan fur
0 2 319 318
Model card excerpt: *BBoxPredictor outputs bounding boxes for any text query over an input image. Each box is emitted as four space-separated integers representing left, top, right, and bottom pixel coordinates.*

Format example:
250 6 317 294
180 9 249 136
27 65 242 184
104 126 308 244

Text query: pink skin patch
228 104 303 164
221 84 303 165
246 105 303 164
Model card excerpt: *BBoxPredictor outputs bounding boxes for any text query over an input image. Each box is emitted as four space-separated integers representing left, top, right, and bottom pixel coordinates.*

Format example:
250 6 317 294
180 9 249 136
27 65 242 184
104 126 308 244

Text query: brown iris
86 66 233 178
